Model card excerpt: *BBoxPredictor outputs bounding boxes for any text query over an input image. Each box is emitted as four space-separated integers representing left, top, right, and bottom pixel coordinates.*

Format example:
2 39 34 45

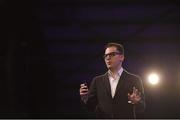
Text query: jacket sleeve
134 76 146 114
81 77 98 112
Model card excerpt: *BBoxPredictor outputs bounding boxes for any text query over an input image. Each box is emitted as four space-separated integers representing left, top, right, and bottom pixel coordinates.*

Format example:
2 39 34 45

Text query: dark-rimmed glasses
103 52 121 59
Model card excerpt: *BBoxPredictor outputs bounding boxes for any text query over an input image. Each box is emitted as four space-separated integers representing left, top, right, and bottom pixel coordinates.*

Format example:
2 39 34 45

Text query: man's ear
120 55 125 62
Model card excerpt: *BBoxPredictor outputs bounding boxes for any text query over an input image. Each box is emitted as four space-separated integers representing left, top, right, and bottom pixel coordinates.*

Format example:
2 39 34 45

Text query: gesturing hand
80 83 88 103
128 86 141 104
80 83 88 96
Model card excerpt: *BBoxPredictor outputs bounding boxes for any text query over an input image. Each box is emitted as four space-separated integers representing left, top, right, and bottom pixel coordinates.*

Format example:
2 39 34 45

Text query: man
79 42 145 118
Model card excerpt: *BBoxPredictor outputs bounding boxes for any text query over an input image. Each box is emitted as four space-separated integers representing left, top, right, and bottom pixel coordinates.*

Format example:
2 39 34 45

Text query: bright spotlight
148 73 159 85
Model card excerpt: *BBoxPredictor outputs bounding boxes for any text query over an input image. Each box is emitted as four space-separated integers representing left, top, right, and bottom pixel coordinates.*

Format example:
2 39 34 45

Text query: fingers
128 86 142 103
80 84 88 88
133 86 141 96
80 87 88 93
80 92 88 95
80 83 86 87
80 89 88 95
80 83 88 96
127 93 131 98
128 94 141 104
133 86 138 94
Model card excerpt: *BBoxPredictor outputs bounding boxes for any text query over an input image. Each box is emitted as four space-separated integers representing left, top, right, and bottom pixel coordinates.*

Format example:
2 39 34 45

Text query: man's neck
109 65 122 76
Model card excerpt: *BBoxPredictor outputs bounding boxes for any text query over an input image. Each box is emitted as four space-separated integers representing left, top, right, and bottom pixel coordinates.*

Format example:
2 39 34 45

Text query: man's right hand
80 83 88 96
80 84 88 103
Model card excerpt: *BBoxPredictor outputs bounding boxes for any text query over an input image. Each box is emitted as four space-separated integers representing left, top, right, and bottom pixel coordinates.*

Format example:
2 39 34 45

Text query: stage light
148 73 159 85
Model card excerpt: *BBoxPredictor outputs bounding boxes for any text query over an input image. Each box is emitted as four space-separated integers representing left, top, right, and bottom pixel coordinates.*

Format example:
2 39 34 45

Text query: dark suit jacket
82 69 145 118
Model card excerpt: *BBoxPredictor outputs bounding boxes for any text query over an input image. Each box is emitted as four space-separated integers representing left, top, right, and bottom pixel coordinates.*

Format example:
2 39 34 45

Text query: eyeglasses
103 52 121 59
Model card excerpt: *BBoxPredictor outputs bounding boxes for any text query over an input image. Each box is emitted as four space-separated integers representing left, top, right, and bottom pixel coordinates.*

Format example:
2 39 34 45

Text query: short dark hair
105 42 124 55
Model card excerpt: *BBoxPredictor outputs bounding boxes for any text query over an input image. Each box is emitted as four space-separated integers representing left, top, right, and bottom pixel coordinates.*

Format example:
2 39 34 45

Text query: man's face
104 47 124 70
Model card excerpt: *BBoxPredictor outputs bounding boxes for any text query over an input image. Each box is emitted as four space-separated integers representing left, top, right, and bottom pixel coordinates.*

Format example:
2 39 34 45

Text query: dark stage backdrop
1 0 180 118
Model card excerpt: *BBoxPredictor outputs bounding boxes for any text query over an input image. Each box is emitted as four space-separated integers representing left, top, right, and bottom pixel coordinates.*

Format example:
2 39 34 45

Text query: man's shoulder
123 69 141 80
93 72 107 80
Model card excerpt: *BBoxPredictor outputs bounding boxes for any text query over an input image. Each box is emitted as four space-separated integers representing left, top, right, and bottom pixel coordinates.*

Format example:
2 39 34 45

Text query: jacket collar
103 69 128 99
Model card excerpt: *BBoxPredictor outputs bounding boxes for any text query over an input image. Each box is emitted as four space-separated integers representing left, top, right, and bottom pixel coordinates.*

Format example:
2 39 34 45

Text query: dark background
1 0 180 118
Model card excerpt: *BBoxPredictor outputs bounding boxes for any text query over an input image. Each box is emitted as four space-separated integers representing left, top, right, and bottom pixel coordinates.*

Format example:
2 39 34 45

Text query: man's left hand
128 86 141 104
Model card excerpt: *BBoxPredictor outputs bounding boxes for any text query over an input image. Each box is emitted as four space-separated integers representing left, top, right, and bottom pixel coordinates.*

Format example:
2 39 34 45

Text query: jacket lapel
103 72 112 98
113 70 127 99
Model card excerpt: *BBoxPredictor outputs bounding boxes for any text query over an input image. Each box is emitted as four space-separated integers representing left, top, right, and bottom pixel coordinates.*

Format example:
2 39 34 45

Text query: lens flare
148 73 159 85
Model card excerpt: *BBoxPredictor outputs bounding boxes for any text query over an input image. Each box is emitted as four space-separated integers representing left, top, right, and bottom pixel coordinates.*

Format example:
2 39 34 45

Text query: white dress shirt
108 67 123 98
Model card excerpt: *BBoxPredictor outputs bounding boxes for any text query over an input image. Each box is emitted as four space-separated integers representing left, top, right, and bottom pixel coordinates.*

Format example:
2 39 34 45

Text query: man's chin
107 65 112 69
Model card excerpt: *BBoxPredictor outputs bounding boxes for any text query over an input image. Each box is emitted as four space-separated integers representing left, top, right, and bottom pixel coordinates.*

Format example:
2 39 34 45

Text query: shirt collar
118 67 123 76
108 67 124 78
